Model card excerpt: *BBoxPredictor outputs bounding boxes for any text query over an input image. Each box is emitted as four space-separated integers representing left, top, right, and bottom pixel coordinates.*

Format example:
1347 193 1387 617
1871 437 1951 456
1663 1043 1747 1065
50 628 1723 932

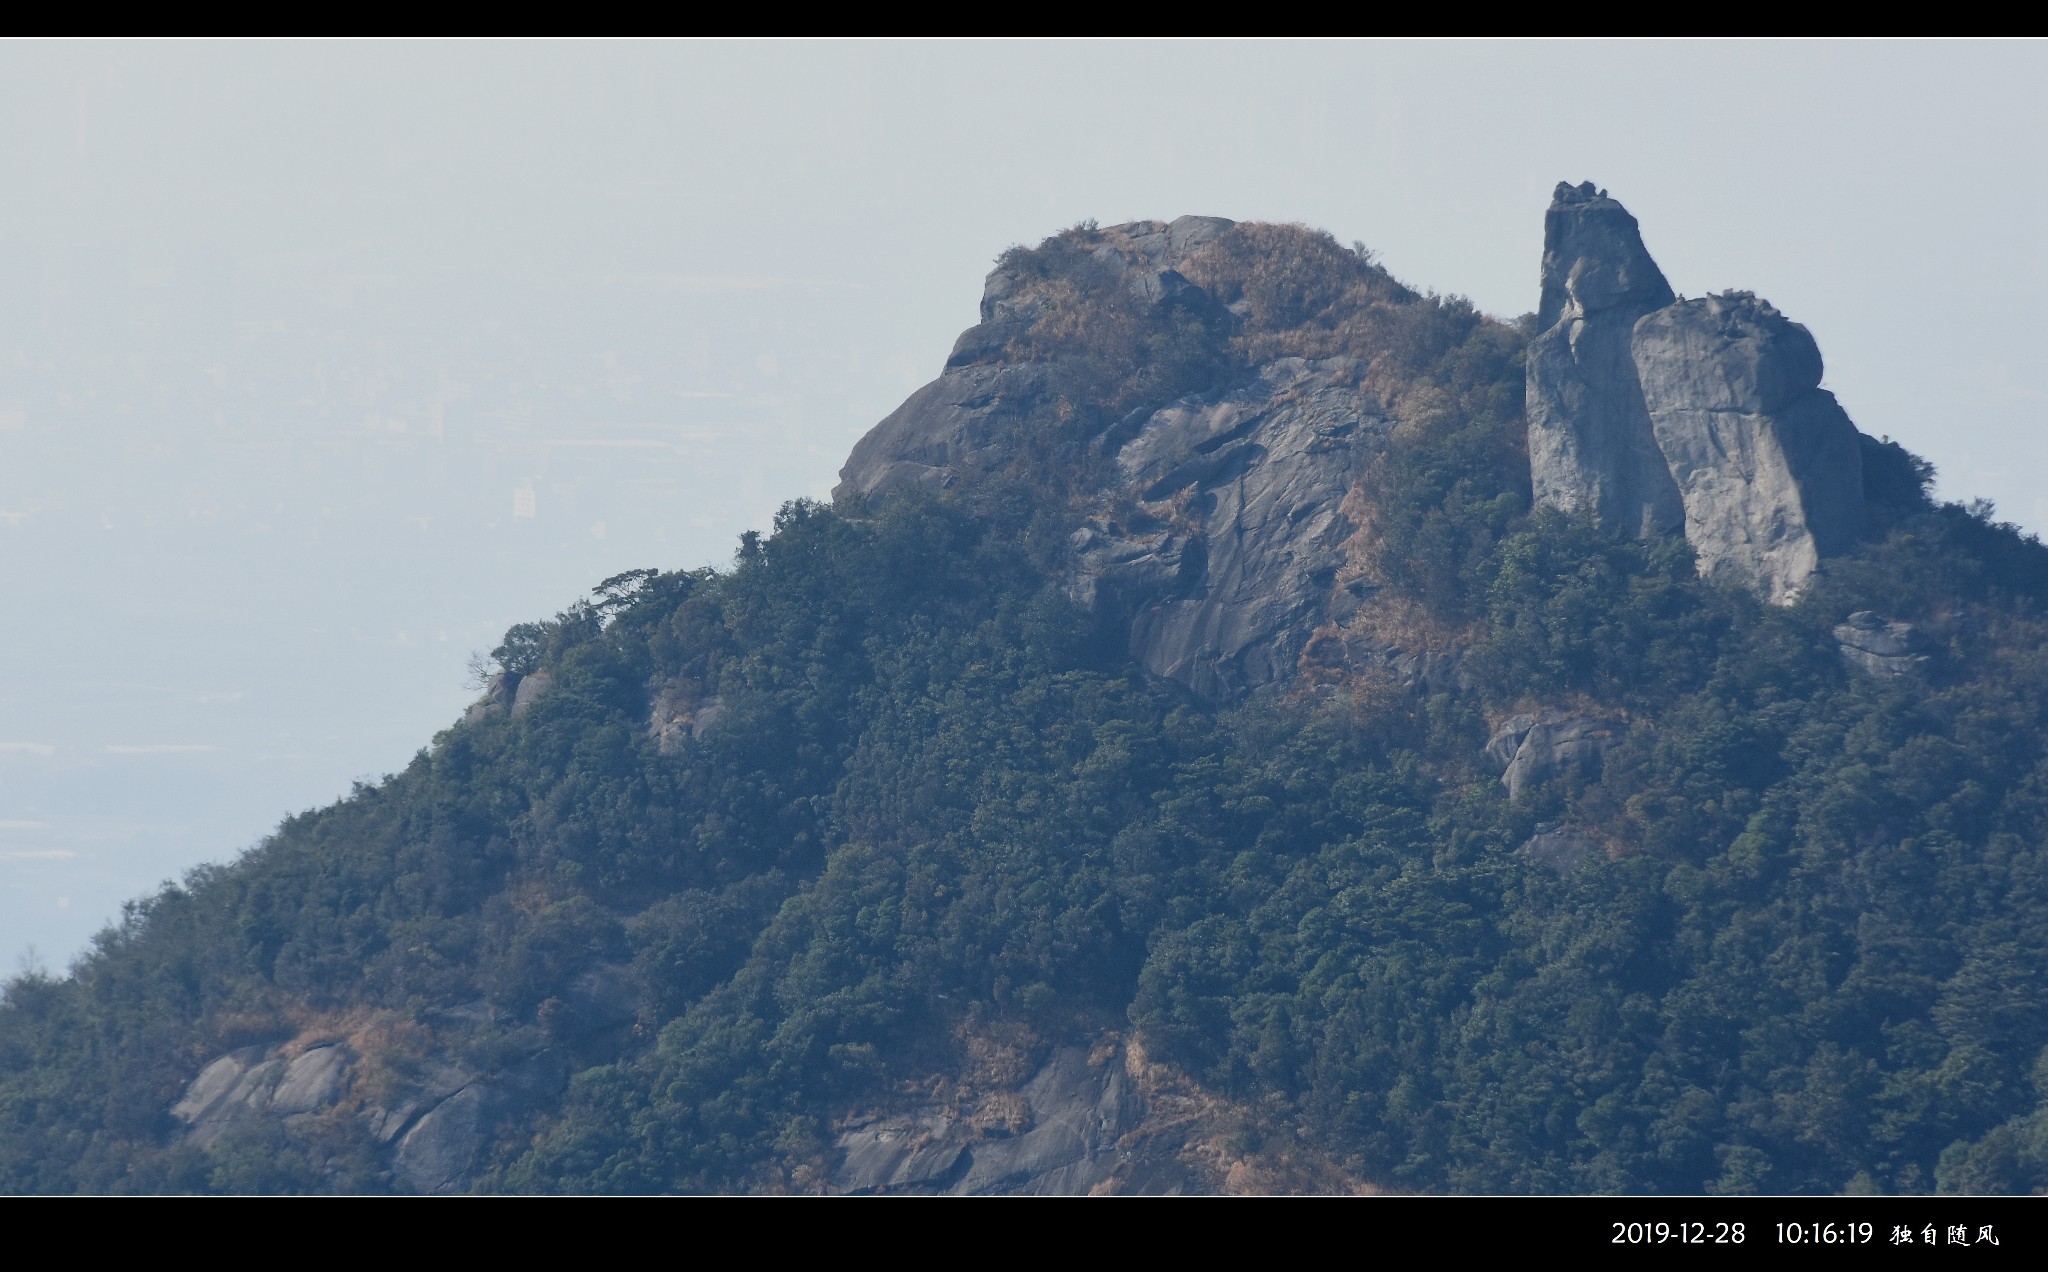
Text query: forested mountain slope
6 188 2048 1195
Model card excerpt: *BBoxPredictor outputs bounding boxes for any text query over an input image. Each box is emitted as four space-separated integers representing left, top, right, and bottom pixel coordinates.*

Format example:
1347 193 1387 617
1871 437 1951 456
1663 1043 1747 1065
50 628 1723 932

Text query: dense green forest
7 226 2048 1195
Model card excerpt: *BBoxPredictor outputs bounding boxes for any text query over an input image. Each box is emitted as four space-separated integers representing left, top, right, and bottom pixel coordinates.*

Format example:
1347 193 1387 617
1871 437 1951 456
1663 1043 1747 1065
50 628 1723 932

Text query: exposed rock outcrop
169 1043 360 1150
1526 182 1684 539
836 190 1885 709
510 667 553 718
1833 610 1930 678
835 364 1049 501
835 1044 1146 1195
1486 710 1630 801
648 682 725 754
1527 181 1871 603
1070 357 1387 700
835 214 1237 506
464 667 555 725
169 1000 601 1192
463 672 515 726
1519 823 1601 873
1634 293 1866 603
827 1034 1366 1196
836 218 1395 704
1301 625 1467 696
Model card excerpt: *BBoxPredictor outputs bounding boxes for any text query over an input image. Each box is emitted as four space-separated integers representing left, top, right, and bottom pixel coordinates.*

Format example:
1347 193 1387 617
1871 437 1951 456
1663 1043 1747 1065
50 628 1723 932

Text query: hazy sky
3 39 2043 966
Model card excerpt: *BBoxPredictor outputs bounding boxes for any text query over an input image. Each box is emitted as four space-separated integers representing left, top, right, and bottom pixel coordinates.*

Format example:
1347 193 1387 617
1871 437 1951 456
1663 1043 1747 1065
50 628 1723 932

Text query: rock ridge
1526 180 1684 540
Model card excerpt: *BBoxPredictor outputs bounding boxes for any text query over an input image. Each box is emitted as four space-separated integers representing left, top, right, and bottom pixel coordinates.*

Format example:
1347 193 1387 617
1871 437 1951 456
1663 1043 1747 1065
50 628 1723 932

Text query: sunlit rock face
1633 291 1866 603
838 187 1880 712
1526 180 1870 603
1526 181 1684 540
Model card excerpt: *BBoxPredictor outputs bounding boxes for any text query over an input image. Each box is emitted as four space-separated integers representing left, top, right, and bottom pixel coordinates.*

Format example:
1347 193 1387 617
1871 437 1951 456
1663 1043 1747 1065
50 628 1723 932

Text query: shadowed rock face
1527 181 1684 539
827 1035 1365 1195
834 364 1049 501
830 1043 1159 1195
1520 823 1599 873
1528 181 1871 603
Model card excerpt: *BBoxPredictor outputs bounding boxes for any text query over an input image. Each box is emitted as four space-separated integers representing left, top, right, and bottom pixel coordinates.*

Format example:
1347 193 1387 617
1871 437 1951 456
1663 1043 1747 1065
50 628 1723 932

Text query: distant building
513 486 536 519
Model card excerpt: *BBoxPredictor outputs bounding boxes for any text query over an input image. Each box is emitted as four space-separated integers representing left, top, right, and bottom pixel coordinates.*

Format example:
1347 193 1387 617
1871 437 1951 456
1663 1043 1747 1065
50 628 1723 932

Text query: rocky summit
837 214 1418 702
838 183 1887 709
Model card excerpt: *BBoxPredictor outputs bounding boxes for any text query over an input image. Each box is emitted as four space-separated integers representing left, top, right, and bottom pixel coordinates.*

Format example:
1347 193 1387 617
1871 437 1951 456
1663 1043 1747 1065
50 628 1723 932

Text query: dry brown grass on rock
1183 222 1515 409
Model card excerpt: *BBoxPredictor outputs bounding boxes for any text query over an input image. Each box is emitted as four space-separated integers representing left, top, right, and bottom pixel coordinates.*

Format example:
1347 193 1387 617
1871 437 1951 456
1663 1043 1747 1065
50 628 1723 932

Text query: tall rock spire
1526 182 1868 603
1527 181 1686 539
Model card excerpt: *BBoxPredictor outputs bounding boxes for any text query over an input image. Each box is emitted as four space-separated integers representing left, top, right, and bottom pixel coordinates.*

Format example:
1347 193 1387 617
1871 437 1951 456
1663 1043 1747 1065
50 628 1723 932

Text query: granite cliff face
1069 356 1385 700
837 216 1404 704
1528 181 1871 603
1633 291 1866 602
1525 182 1684 540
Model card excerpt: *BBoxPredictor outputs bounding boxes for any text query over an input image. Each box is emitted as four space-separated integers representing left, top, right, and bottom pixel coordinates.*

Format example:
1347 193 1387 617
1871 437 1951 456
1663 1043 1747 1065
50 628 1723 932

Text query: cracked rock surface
1075 357 1386 700
836 217 1392 704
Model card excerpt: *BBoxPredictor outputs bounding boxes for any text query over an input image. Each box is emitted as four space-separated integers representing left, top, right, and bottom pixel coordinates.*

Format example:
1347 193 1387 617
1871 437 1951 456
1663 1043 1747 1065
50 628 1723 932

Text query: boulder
1633 292 1866 603
648 685 725 755
170 1049 259 1126
1834 610 1930 677
464 671 516 726
1484 713 1540 769
169 1046 276 1147
509 666 553 718
1487 711 1629 801
365 1054 475 1145
167 1023 569 1193
394 1084 491 1194
384 1047 566 1194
